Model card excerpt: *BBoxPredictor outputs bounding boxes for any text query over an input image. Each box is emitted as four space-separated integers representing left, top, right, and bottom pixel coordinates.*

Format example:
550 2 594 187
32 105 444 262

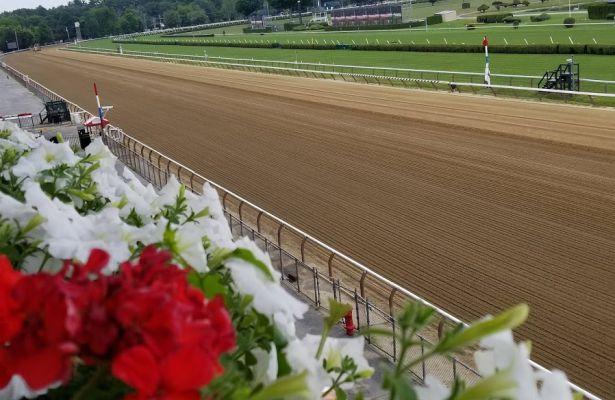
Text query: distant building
435 10 456 22
330 4 402 27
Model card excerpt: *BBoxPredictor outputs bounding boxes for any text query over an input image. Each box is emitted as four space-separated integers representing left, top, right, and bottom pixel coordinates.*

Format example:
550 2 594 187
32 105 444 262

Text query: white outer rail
0 55 603 400
72 45 615 85
65 47 615 100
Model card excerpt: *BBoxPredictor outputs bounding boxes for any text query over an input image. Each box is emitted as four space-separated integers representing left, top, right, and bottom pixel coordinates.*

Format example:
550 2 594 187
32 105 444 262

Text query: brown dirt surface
6 49 615 397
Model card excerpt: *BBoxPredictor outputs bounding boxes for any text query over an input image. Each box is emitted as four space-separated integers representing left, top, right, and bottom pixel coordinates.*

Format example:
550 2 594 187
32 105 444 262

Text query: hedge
426 14 444 25
112 38 615 55
283 22 302 31
476 12 513 22
462 2 471 8
587 2 615 19
323 22 411 31
529 13 550 21
161 33 214 38
242 27 273 33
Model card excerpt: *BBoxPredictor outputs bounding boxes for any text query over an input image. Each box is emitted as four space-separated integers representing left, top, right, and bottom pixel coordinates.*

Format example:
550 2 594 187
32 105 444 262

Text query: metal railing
0 59 601 400
63 47 615 105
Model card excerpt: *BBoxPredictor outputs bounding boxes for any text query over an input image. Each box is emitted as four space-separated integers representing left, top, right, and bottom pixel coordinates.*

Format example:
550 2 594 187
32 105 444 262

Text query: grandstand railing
0 59 601 400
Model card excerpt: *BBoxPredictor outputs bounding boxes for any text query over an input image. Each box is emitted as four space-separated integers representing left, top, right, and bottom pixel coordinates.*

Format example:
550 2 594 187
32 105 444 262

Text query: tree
163 9 180 27
492 1 503 10
119 8 143 33
236 0 261 16
478 3 490 12
429 0 437 5
269 0 299 11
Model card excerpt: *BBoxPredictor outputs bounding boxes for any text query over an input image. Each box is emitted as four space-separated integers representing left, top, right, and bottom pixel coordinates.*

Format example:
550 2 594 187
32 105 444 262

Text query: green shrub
606 12 615 20
503 16 521 23
426 14 444 24
478 3 490 12
587 2 615 19
466 23 476 29
530 12 551 21
522 0 530 5
283 22 301 31
242 27 272 33
291 25 307 31
462 2 471 8
563 17 575 27
476 12 513 22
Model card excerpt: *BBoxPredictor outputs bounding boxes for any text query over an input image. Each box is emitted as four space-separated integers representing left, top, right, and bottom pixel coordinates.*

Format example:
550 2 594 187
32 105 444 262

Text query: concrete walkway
0 70 44 117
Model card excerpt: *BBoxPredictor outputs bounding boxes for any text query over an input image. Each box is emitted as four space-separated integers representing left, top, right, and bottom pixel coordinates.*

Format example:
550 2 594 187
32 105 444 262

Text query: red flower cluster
0 246 236 399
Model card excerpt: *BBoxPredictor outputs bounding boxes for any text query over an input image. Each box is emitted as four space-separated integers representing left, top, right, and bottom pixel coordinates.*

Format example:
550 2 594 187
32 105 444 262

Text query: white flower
85 137 117 170
252 345 278 385
537 370 573 400
0 191 37 226
12 140 78 178
0 375 59 400
154 174 183 209
173 222 208 272
225 237 308 336
0 121 41 149
285 335 373 399
474 329 539 400
415 376 450 400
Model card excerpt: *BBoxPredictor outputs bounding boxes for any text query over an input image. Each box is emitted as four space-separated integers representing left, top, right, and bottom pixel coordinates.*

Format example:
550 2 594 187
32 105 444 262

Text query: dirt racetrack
5 49 615 397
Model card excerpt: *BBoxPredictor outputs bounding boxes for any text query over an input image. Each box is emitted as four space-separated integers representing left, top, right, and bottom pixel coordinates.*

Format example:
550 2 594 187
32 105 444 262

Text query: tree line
0 0 245 52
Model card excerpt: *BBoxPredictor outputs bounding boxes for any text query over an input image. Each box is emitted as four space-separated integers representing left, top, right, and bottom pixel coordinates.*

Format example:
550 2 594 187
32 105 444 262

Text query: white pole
483 36 491 86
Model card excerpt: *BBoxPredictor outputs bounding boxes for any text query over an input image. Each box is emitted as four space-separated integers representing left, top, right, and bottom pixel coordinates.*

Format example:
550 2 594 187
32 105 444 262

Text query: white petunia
474 329 539 400
415 376 450 400
0 191 37 226
251 345 278 386
284 334 373 399
537 370 573 400
0 375 59 400
12 140 78 178
173 222 208 272
85 137 117 170
225 237 308 337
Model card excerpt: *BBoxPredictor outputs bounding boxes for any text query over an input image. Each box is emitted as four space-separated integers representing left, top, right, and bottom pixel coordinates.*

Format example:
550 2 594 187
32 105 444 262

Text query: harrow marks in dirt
5 49 615 398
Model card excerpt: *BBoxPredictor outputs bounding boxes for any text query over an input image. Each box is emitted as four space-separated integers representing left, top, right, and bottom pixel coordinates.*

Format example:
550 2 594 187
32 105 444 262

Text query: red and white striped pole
93 82 104 125
482 36 491 86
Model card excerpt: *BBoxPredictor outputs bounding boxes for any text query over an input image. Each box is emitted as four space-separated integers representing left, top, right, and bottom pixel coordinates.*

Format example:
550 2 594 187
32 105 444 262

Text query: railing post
327 252 335 278
388 288 398 316
256 211 264 233
359 270 368 298
221 191 228 211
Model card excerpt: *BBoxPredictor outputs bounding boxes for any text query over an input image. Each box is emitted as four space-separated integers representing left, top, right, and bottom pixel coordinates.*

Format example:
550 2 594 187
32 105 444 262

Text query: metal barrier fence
64 47 615 106
0 59 601 400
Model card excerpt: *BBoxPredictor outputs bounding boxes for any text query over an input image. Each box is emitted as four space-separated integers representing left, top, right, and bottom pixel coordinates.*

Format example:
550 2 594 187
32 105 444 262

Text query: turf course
79 38 615 80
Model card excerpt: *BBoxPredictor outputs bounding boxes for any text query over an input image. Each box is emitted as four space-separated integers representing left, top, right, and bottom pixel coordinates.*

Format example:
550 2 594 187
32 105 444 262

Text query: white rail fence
64 46 615 104
0 58 602 400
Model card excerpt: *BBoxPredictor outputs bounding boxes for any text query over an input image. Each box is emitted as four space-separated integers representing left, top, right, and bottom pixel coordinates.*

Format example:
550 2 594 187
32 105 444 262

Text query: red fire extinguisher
343 311 355 336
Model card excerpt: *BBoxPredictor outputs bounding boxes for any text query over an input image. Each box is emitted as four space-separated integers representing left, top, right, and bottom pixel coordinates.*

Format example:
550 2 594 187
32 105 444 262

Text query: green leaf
229 248 274 282
22 214 45 235
434 303 529 354
324 299 352 331
67 188 96 201
455 369 516 400
248 371 310 400
360 327 396 338
200 273 228 299
334 386 347 400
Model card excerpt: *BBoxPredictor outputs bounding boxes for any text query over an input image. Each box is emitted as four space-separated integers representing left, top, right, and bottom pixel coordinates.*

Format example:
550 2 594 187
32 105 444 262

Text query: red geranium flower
0 246 236 399
0 256 77 391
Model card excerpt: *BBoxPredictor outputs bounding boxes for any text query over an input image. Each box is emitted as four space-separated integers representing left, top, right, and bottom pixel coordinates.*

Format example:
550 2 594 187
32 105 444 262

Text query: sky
0 0 70 13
